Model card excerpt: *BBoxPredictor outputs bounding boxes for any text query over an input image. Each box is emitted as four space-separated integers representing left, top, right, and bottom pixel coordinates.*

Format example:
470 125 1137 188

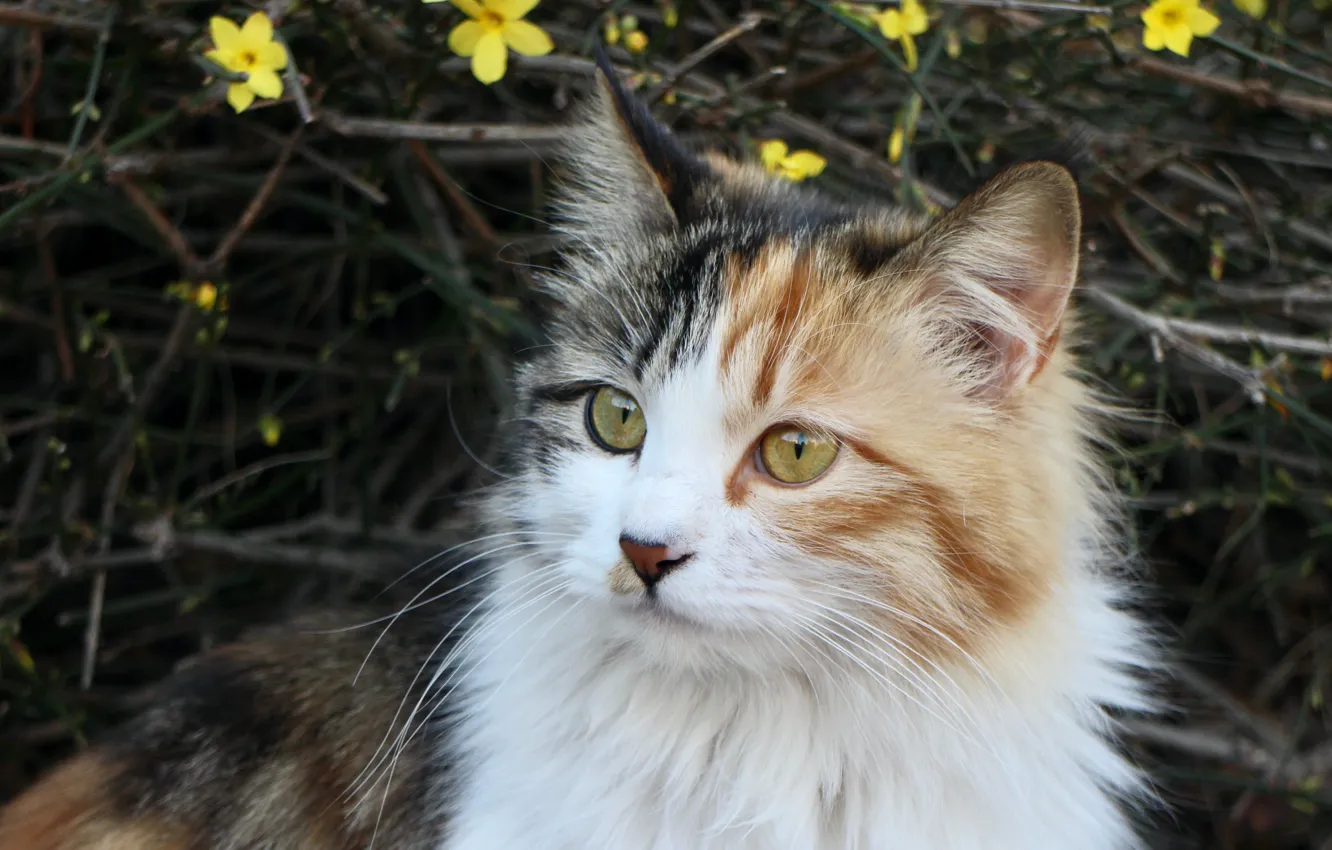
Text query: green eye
587 386 647 452
757 426 838 484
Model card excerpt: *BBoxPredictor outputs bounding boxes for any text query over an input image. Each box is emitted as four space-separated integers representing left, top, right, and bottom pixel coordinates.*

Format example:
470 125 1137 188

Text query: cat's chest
443 635 988 850
443 670 865 850
437 602 1136 850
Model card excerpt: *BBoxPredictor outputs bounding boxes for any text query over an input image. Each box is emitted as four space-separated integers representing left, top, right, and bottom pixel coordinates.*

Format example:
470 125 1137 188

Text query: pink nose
619 537 692 587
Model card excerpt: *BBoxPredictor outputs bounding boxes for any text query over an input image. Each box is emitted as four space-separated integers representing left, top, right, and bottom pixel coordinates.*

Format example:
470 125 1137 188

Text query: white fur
438 328 1157 850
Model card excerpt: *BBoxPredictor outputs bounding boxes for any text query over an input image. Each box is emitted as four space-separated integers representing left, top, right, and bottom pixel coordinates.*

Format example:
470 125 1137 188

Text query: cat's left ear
554 48 711 242
906 161 1082 401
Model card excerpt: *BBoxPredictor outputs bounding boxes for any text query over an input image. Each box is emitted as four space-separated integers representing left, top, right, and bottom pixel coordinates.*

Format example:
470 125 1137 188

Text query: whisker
373 528 578 601
797 594 972 715
792 612 999 759
367 574 575 814
346 566 567 808
352 540 555 685
798 606 980 737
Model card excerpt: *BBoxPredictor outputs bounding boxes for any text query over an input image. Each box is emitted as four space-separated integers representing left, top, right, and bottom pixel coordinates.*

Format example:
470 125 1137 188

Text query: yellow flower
258 413 283 447
1140 0 1220 57
759 140 827 182
1233 0 1265 16
192 282 218 311
204 12 287 113
887 127 905 164
944 26 961 58
441 0 553 85
625 30 649 53
874 0 929 71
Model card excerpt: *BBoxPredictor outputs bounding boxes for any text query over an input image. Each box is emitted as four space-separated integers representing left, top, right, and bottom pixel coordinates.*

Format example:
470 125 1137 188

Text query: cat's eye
586 386 647 453
757 426 838 484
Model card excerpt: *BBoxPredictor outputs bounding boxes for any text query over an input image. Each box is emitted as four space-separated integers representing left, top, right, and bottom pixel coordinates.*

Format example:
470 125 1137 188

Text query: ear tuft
552 46 711 243
908 161 1082 401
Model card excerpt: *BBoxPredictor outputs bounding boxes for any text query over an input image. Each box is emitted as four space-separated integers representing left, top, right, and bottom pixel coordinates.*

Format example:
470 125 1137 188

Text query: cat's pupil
793 434 805 460
620 405 631 424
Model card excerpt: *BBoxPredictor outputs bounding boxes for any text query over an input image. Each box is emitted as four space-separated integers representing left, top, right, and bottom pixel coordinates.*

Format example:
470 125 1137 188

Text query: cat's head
488 56 1108 679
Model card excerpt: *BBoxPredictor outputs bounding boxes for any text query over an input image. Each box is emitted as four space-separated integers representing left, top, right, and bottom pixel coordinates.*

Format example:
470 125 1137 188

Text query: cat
0 54 1163 850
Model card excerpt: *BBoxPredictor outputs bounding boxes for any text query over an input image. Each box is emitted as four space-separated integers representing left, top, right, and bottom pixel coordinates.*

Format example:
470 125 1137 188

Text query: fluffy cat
0 56 1162 850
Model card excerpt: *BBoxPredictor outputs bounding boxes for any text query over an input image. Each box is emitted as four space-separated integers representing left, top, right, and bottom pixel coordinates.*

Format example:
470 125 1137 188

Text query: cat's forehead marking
717 239 813 409
627 233 735 383
716 235 877 419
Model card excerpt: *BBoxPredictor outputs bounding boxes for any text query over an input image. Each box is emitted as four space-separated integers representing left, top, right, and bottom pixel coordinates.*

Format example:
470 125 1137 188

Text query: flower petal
449 20 485 56
1142 26 1166 50
1188 6 1220 35
759 140 788 170
1234 0 1265 18
888 127 905 164
502 19 553 56
227 82 256 113
1140 2 1168 28
471 30 508 84
451 0 487 18
785 151 827 178
488 0 541 19
877 10 902 39
246 68 283 99
256 41 288 71
239 12 273 49
903 0 929 34
203 48 235 71
1164 25 1193 56
209 16 243 53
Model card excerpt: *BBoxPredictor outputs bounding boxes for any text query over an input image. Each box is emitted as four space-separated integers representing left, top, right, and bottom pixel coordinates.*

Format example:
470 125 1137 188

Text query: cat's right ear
553 47 711 242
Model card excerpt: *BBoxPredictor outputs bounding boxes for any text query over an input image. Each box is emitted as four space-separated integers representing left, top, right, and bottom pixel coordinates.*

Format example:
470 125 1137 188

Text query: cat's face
490 66 1093 677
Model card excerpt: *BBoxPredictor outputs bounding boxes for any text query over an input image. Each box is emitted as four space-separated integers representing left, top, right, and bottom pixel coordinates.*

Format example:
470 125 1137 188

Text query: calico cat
0 56 1162 850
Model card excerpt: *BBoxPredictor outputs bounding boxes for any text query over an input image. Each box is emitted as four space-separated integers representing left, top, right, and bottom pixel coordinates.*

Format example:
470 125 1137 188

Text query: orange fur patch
716 229 1076 662
0 753 189 850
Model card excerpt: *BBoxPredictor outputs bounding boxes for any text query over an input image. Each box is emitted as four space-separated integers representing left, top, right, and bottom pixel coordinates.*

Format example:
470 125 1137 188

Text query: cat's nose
619 536 692 588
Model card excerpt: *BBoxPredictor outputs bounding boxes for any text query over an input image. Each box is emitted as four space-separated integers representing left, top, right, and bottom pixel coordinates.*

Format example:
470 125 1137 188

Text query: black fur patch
102 653 289 832
630 233 727 379
842 234 905 278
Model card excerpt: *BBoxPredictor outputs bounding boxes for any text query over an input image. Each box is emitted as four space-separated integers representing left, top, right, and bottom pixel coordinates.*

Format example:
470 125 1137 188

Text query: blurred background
1 1 1330 846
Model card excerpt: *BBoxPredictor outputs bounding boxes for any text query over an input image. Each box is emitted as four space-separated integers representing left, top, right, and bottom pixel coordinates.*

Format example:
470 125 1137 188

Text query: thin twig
114 176 204 277
1131 54 1332 120
96 307 199 468
8 427 52 552
182 449 332 512
938 0 1110 9
644 12 764 104
207 126 304 270
277 34 314 124
322 113 566 143
1121 718 1326 784
247 124 387 204
65 5 115 160
408 141 502 252
1082 286 1269 402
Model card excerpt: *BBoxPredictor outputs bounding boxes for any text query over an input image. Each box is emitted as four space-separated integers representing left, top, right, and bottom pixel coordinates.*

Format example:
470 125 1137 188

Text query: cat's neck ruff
440 541 1154 850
